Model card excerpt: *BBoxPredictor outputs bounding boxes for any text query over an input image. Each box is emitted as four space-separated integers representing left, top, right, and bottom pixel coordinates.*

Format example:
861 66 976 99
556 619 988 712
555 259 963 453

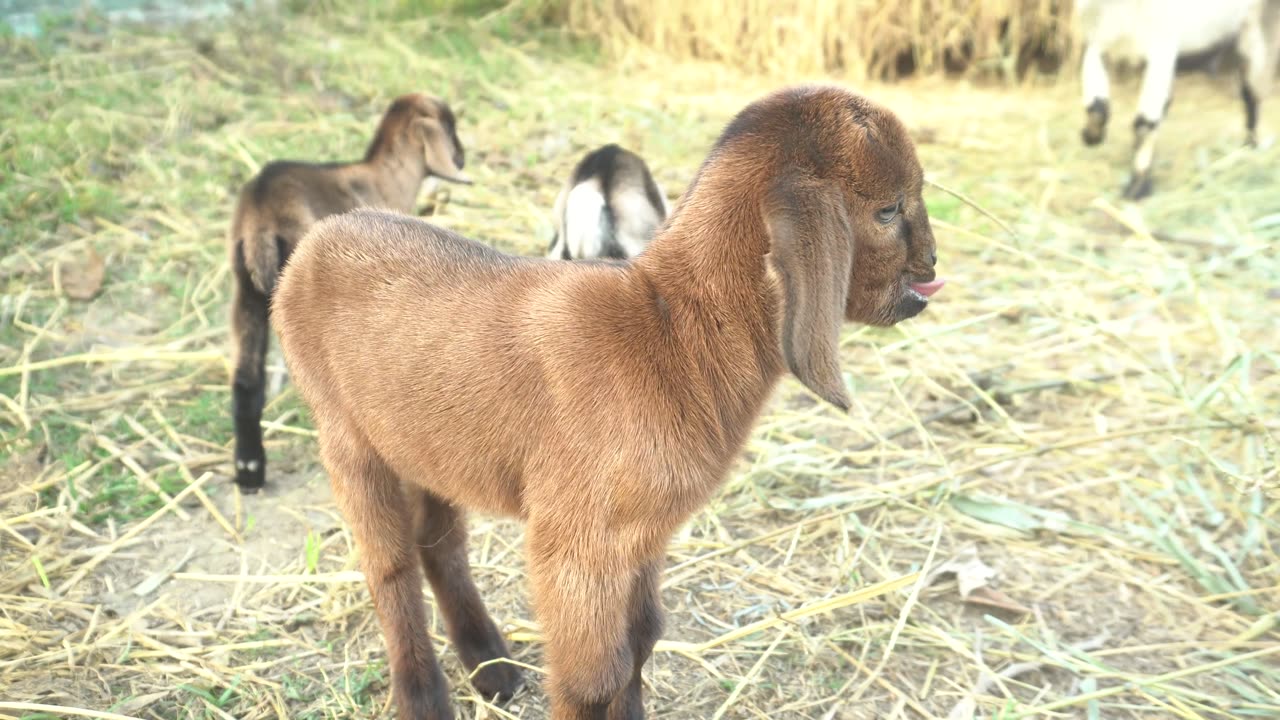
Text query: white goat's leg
1238 11 1269 147
1081 43 1111 146
1125 44 1177 200
546 186 570 259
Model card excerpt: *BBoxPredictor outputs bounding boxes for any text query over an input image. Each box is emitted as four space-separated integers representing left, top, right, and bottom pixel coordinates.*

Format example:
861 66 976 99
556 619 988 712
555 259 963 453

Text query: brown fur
227 93 467 491
271 84 941 719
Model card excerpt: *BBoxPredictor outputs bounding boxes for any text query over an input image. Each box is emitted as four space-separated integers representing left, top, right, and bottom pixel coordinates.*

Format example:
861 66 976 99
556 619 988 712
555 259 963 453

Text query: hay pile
1 5 1278 720
547 0 1076 80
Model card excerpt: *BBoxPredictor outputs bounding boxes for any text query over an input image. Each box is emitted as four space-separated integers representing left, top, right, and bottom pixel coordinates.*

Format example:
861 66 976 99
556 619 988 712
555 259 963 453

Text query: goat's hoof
234 457 266 492
398 681 456 720
1083 99 1109 146
1122 175 1153 201
470 660 523 703
606 692 645 720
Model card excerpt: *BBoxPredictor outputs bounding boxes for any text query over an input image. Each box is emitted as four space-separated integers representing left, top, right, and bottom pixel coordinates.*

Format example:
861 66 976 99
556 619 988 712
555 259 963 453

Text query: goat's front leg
230 272 269 492
1081 43 1111 146
1125 45 1177 200
607 559 665 720
1237 10 1269 147
325 434 454 720
409 486 523 702
529 523 643 720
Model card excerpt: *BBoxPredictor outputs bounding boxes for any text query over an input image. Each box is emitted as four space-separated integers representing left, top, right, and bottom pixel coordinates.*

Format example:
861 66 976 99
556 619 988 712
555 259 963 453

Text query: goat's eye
877 200 901 224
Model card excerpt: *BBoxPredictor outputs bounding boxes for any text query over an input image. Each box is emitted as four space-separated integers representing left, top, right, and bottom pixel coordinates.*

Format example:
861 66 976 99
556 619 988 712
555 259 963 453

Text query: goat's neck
645 217 771 317
636 189 785 445
363 148 428 213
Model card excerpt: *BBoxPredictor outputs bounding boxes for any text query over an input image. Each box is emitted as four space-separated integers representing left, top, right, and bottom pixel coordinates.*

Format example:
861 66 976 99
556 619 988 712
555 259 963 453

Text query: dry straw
546 0 1077 80
1 3 1278 719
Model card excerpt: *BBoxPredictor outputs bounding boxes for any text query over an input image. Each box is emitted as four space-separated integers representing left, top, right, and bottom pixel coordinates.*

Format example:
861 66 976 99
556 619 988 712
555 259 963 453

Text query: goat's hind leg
323 432 454 720
409 486 523 701
1237 9 1270 147
230 263 269 492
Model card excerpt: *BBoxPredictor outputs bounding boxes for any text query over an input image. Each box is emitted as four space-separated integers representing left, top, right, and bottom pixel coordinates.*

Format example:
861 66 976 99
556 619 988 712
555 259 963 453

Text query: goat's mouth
885 277 945 324
905 278 945 303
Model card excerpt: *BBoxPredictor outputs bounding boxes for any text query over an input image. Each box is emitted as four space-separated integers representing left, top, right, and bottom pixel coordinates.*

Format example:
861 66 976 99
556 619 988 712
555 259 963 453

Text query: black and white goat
1077 0 1280 199
546 144 670 260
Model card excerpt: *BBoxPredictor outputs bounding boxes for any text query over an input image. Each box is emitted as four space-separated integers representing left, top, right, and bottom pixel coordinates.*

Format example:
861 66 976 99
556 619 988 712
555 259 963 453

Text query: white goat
546 144 670 261
1077 0 1280 199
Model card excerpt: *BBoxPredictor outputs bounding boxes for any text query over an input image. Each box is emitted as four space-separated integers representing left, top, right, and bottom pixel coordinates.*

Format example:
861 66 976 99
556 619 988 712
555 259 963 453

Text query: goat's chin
891 291 930 324
859 291 928 327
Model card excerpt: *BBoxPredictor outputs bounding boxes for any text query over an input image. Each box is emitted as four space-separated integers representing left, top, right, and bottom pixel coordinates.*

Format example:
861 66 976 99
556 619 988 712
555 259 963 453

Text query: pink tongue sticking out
910 279 946 298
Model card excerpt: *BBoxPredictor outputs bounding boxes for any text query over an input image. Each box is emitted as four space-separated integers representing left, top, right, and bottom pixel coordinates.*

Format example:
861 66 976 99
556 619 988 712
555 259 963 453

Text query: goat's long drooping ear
415 117 470 184
764 176 854 412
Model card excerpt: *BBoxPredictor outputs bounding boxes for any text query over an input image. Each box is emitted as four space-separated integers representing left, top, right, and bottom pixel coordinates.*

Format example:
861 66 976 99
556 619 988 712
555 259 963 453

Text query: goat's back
233 161 372 233
230 161 381 294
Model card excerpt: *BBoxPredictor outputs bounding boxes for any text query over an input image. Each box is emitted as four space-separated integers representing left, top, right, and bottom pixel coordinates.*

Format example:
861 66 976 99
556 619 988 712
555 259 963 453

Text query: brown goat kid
228 93 467 492
272 85 944 720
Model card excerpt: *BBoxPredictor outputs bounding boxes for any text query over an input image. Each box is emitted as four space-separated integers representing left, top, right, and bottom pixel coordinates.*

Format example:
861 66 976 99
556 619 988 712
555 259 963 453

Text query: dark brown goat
228 93 467 492
271 85 944 719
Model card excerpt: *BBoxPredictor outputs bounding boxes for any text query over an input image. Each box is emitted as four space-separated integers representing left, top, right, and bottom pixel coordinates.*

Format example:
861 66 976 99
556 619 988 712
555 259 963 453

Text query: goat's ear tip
802 378 850 413
826 392 851 414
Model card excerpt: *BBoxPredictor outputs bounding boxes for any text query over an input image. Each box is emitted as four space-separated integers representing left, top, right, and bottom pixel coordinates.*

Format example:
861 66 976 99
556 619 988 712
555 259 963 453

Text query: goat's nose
930 250 937 267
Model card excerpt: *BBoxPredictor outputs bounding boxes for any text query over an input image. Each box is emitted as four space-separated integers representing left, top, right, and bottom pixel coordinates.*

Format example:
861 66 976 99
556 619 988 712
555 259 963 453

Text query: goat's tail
237 229 283 297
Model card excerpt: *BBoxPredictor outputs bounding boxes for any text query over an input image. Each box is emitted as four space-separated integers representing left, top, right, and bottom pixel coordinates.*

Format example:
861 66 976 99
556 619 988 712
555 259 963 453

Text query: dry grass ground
2 6 1278 720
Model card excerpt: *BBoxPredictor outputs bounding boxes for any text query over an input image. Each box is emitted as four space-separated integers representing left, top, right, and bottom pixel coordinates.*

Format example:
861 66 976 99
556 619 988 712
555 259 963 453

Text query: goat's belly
357 412 529 518
1176 5 1252 53
395 450 526 518
1091 0 1253 58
